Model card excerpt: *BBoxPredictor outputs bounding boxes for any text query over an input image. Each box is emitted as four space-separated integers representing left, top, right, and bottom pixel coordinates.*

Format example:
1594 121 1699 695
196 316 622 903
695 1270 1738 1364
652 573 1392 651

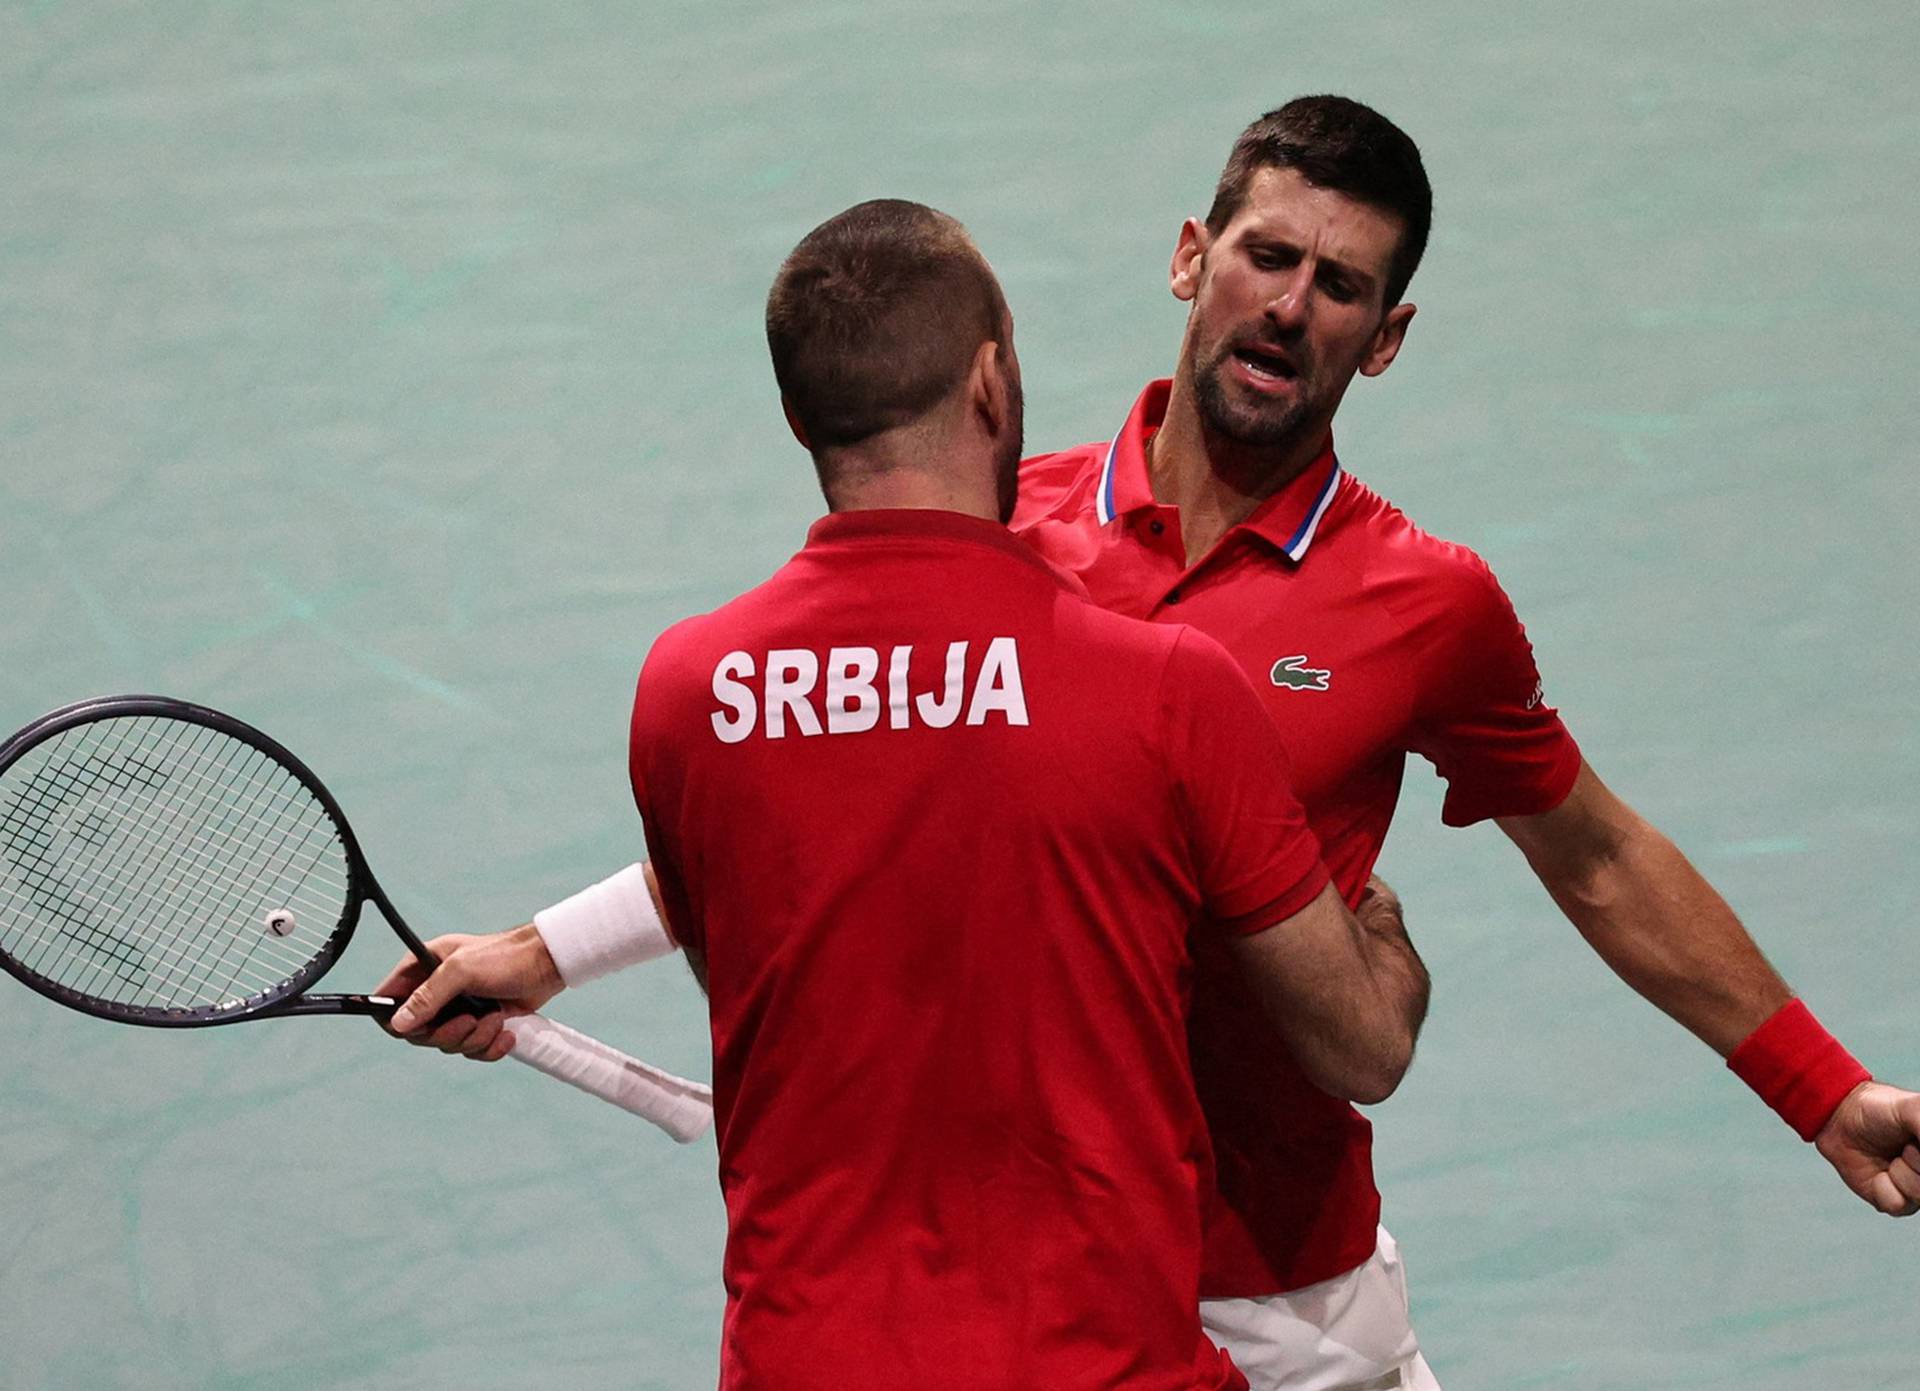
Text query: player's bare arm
382 862 678 1056
1355 871 1431 1047
1497 761 1791 1053
1227 880 1427 1105
1500 757 1920 1215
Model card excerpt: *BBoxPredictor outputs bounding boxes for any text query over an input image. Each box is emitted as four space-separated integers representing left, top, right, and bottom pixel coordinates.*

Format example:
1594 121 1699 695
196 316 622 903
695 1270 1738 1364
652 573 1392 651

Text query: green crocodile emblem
1269 655 1331 692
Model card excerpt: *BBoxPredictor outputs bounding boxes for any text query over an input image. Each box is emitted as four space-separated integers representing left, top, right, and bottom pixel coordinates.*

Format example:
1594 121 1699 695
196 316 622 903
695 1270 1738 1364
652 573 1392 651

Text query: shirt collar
806 507 1070 582
1093 378 1344 563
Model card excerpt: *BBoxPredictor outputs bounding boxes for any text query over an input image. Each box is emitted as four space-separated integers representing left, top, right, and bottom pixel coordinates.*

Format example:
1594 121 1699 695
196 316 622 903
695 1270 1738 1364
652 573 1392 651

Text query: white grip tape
503 1011 714 1144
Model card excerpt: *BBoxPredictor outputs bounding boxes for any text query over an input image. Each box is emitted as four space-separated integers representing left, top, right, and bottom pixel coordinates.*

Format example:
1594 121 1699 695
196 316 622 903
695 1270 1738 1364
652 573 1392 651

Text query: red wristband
1726 999 1870 1141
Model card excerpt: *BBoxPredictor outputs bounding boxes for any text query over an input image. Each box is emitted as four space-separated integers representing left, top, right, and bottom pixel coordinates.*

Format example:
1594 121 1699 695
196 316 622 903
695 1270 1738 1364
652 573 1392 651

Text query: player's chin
1196 362 1305 439
1205 391 1308 448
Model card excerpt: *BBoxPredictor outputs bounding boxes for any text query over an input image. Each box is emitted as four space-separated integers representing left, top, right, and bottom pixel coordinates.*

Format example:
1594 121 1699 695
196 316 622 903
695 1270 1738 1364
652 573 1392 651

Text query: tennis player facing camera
386 199 1430 1390
1007 97 1920 1391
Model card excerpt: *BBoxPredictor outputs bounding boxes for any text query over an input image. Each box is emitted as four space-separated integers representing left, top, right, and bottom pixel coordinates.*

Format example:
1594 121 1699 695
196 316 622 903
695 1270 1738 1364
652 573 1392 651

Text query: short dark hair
1205 96 1432 308
766 199 1007 451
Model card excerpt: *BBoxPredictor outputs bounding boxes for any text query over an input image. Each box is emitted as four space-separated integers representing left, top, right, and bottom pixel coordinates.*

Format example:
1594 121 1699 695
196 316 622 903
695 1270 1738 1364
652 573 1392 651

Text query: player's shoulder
1035 587 1200 700
636 568 791 699
1340 474 1513 619
1066 610 1253 717
1011 441 1105 531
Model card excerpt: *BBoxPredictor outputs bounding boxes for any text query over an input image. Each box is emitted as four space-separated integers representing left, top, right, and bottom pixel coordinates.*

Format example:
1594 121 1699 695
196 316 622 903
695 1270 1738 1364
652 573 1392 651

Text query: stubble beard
994 384 1025 524
1192 338 1317 450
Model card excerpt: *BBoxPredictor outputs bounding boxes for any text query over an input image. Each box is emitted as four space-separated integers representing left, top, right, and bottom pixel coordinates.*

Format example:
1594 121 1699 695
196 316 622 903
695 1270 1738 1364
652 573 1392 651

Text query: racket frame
0 694 439 1029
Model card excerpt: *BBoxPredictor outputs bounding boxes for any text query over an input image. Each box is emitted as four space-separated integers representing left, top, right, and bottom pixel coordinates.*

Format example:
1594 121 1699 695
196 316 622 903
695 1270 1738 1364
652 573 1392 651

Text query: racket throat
254 993 397 1019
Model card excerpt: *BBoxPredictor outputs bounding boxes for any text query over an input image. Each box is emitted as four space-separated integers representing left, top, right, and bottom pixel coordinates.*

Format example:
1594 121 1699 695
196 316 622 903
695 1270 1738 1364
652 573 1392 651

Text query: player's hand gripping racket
0 695 714 1143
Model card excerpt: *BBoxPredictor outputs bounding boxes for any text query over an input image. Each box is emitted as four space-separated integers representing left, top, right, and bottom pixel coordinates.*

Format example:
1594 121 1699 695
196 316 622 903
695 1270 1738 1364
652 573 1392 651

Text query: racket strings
52 719 345 1007
17 729 350 938
85 731 317 1007
0 719 322 1001
97 722 316 1002
0 714 352 1013
5 720 245 992
0 725 185 987
1 719 340 1007
2 745 172 980
0 719 260 1001
146 741 337 1007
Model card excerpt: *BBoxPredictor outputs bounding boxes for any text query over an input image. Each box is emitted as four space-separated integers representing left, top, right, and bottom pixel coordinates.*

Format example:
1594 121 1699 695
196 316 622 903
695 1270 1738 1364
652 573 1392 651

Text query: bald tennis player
384 199 1430 1390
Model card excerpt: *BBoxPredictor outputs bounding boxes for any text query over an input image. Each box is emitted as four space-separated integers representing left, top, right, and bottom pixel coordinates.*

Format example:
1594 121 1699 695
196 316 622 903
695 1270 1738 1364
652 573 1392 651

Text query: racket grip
499 1011 715 1144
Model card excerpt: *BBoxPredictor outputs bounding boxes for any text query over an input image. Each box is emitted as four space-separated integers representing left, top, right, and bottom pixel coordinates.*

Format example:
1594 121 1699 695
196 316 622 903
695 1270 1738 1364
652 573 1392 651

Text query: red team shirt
630 508 1331 1390
1015 381 1585 1296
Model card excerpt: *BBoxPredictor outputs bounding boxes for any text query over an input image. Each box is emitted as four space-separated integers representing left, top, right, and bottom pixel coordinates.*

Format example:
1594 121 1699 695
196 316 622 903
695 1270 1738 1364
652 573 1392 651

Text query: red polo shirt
631 508 1330 1389
1014 381 1583 1297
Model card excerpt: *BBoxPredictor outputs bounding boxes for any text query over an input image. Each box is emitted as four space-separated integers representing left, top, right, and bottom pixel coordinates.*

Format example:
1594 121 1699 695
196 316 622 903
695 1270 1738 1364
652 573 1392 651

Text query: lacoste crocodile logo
1269 655 1331 692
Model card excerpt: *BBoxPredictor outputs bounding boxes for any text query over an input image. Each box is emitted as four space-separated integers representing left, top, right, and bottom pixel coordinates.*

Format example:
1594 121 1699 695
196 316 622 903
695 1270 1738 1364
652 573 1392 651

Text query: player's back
630 509 1255 1391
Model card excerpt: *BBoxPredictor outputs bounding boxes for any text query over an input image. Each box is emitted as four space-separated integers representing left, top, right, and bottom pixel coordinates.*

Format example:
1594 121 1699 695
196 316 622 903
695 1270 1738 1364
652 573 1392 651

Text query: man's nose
1265 263 1313 331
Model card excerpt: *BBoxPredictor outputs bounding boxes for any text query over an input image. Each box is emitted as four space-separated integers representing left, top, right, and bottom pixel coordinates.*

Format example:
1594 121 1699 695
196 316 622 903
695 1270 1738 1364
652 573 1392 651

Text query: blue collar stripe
1281 464 1342 561
1095 435 1121 525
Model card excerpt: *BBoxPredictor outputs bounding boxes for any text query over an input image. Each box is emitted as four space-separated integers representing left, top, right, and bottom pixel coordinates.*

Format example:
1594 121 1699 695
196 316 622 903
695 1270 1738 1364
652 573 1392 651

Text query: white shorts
1199 1226 1440 1391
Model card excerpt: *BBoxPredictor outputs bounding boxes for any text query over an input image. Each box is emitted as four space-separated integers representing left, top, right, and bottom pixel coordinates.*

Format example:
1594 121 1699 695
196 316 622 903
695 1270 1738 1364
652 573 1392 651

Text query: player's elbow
1344 1075 1398 1106
1344 1035 1416 1105
1336 971 1425 1103
1307 1024 1416 1105
1357 1048 1415 1105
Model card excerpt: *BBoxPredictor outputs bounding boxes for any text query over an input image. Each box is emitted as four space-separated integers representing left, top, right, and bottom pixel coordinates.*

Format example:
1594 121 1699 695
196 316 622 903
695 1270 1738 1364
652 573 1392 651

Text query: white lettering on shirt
965 636 1029 727
915 641 968 729
825 646 881 734
711 651 757 744
887 645 912 729
709 639 1028 742
764 649 824 739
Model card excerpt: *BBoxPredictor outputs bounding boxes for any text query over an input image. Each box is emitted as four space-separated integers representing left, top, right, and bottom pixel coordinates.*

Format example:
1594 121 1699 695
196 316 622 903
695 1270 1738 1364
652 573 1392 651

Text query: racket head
0 695 374 1027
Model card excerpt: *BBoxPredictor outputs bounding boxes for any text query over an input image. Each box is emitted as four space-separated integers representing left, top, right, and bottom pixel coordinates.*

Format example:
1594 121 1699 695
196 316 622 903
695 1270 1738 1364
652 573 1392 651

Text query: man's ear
1170 218 1210 303
967 338 1015 438
780 395 812 449
1360 302 1416 379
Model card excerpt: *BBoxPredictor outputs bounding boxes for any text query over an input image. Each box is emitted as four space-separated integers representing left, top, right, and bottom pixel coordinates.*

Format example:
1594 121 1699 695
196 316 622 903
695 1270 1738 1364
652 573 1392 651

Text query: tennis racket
0 694 715 1143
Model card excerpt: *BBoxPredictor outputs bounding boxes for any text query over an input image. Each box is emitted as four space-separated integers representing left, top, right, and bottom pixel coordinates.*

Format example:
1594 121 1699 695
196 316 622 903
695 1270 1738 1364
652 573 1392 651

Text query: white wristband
532 863 678 988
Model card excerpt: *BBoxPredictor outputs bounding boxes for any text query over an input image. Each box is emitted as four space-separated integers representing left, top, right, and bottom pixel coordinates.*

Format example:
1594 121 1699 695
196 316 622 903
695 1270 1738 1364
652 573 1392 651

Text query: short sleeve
1160 628 1331 935
1408 556 1582 827
629 635 703 957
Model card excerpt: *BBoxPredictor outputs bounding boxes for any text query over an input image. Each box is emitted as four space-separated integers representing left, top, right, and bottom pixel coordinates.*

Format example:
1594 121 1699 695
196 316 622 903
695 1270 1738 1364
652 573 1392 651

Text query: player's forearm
1231 883 1422 1104
1504 765 1881 1150
1309 916 1424 1104
1354 875 1432 1049
1276 984 1415 1105
1528 817 1791 1056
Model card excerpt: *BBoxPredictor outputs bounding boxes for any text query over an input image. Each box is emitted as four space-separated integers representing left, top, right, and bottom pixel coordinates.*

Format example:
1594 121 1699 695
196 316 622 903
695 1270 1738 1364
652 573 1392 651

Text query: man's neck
830 475 1001 521
821 431 1003 522
1149 374 1330 567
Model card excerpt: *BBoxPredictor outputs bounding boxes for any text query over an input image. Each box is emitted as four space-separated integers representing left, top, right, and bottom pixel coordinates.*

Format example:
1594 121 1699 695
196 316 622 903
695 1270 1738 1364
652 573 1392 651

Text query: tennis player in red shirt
1008 97 1920 1389
394 102 1920 1391
388 199 1430 1391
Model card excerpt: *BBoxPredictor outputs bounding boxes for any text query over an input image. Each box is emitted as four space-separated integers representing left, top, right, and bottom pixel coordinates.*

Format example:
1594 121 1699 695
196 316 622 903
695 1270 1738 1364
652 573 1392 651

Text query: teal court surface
2 4 1916 1387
